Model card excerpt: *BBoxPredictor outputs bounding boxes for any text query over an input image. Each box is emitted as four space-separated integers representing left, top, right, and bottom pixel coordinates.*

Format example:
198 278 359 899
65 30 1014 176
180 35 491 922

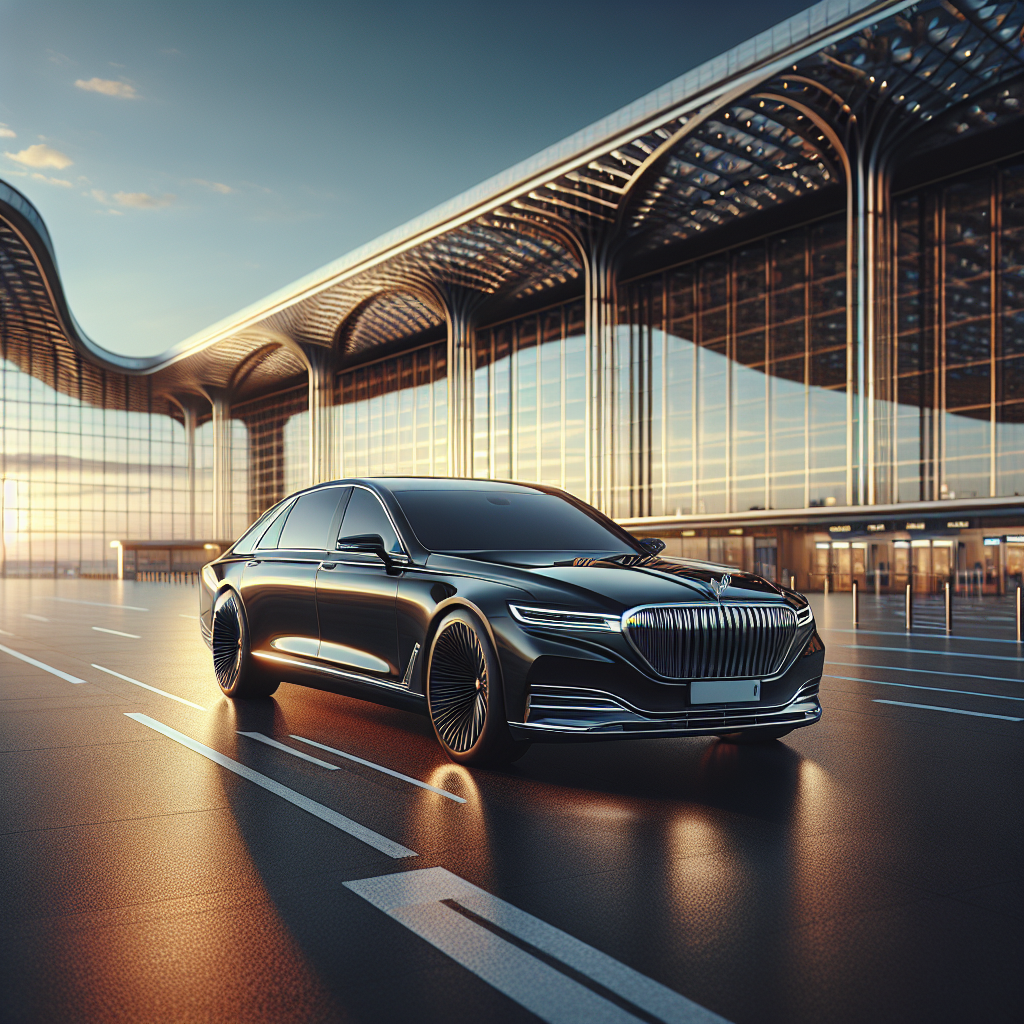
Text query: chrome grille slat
623 603 797 680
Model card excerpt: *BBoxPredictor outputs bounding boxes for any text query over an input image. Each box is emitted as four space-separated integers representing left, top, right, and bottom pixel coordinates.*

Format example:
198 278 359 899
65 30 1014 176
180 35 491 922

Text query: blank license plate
690 679 761 704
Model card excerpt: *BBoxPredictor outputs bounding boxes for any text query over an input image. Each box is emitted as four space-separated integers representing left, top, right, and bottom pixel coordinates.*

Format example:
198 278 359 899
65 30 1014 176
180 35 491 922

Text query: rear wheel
426 609 529 767
717 726 792 744
211 589 279 698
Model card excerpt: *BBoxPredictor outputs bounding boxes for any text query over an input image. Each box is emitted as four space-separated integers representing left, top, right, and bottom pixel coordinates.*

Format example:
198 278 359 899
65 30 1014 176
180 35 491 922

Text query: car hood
525 555 783 610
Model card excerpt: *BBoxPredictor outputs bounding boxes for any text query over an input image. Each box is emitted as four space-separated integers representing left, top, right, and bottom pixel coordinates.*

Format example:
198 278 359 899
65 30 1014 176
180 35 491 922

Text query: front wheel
426 609 529 767
717 726 793 744
211 589 279 698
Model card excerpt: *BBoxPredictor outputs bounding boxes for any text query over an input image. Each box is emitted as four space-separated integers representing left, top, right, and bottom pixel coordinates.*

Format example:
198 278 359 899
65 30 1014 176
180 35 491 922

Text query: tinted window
394 490 638 552
232 503 281 554
338 488 402 554
278 488 344 549
256 499 296 550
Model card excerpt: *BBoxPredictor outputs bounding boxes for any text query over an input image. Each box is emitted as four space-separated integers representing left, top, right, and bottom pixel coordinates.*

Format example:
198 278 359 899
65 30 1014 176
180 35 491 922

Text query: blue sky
1 0 808 357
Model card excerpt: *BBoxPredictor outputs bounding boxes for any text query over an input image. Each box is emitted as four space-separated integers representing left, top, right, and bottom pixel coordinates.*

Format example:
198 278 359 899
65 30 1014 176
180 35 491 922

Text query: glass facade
607 217 849 519
336 341 447 479
884 159 1024 504
0 351 192 576
472 301 586 495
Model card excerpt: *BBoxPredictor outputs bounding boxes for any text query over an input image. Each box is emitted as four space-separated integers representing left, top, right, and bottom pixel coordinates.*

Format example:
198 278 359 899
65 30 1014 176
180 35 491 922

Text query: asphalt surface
0 578 1021 1024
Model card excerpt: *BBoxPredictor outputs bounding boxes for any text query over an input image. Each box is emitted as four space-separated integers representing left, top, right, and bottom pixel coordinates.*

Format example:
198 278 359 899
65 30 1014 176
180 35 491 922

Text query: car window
232 503 283 554
338 488 402 554
393 489 639 553
277 488 345 550
256 498 296 550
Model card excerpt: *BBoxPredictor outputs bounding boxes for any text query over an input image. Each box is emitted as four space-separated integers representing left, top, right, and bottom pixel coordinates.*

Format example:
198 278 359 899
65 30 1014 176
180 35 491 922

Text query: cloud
112 190 175 209
75 77 137 99
31 172 72 188
193 178 233 194
5 144 73 169
0 124 15 139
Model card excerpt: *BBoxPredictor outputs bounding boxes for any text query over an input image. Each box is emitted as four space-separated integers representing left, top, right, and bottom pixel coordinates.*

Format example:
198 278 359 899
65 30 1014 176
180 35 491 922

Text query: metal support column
210 391 232 541
444 288 480 479
183 405 196 540
304 345 335 486
584 239 617 515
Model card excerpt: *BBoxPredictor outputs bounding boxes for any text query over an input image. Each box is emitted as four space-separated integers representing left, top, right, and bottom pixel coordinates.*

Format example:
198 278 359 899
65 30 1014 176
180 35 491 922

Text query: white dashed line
179 614 198 620
24 614 49 622
841 644 1024 663
124 714 416 858
823 675 1024 701
91 663 207 711
872 699 1023 721
0 643 86 684
238 731 340 769
291 734 467 803
92 626 141 639
346 867 728 1023
826 660 1024 685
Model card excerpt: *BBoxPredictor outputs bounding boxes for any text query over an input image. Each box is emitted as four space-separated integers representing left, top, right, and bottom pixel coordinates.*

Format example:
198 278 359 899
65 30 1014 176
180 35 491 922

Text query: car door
240 486 347 660
316 486 404 682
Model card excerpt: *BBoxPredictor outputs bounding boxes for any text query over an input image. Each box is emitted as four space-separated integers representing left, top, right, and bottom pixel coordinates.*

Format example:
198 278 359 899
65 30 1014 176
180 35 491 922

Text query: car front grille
623 603 797 680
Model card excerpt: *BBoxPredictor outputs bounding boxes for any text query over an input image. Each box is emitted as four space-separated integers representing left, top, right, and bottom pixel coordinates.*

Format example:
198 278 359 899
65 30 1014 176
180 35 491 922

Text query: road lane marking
92 626 141 639
840 644 1024 663
124 713 416 859
0 628 14 636
24 614 49 622
822 626 1021 646
291 734 466 803
43 597 149 611
346 867 727 1024
91 663 207 711
823 675 1024 701
826 660 1024 686
179 614 198 620
0 643 86 684
238 731 340 769
872 700 1023 721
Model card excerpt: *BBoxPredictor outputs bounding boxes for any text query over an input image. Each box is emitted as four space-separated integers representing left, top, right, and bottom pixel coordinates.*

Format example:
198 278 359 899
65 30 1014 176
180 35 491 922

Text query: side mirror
639 537 666 555
337 534 399 574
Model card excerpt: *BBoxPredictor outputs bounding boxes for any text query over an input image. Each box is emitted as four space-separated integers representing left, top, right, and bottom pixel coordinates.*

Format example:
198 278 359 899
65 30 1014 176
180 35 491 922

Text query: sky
1 0 811 358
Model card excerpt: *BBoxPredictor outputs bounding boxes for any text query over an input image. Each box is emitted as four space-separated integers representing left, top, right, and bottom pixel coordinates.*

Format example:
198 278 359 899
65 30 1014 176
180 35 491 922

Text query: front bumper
508 682 821 741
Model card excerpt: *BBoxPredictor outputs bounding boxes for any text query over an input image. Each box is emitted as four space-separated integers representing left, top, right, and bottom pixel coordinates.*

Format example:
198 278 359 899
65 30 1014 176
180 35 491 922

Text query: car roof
316 477 549 493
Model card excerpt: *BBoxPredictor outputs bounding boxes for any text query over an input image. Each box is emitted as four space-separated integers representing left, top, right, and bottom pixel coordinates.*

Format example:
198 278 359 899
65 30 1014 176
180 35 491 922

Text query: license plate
690 679 761 704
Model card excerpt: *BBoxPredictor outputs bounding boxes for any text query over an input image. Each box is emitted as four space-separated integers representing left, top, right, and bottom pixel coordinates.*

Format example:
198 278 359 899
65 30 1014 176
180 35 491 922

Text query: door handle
320 562 337 570
246 560 260 567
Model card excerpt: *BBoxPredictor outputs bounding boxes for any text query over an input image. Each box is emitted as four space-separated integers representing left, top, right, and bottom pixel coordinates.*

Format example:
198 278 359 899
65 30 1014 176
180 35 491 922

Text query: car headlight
509 604 622 632
795 604 813 627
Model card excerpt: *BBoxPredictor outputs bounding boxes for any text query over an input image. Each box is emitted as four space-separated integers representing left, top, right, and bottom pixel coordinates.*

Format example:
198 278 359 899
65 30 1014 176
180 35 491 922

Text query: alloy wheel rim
212 593 242 689
429 621 488 753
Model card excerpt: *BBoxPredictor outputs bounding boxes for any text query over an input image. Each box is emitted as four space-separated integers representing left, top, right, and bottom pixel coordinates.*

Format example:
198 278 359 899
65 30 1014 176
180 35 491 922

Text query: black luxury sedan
199 478 824 765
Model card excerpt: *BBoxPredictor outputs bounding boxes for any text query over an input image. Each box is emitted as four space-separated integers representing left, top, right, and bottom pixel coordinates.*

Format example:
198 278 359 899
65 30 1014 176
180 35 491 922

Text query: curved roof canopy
1 0 1022 412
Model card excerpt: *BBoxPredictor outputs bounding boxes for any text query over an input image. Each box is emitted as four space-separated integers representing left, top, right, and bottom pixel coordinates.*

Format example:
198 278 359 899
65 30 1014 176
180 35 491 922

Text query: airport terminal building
1 0 1022 592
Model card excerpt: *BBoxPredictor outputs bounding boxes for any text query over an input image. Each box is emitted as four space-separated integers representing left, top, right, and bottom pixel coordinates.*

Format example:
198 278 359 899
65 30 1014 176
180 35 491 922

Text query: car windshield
393 489 640 554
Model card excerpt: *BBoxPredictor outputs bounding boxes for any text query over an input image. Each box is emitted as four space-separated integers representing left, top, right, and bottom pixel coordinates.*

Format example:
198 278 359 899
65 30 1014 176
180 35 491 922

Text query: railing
134 571 200 585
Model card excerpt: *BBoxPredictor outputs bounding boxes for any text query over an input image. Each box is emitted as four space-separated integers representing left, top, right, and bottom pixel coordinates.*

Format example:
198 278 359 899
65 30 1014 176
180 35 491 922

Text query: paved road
1 579 1021 1024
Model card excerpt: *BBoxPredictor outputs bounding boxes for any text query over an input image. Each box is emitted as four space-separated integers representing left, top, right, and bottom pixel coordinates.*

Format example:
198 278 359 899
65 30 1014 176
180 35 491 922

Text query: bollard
852 579 859 628
944 580 952 633
824 575 829 596
874 570 880 597
905 582 913 631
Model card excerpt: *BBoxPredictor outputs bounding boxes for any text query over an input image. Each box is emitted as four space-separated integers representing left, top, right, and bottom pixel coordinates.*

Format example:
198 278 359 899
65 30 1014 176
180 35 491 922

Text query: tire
211 589 279 698
717 726 793 744
426 608 529 767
